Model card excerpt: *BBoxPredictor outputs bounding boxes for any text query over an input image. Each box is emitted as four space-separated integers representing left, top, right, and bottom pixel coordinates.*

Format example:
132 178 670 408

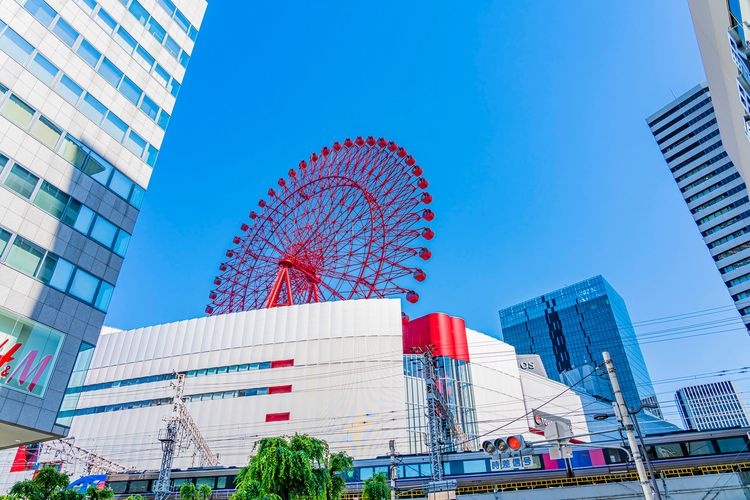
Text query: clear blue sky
106 1 750 423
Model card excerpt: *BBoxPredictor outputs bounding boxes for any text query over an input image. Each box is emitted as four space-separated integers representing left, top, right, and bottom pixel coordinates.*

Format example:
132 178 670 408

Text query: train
104 426 750 498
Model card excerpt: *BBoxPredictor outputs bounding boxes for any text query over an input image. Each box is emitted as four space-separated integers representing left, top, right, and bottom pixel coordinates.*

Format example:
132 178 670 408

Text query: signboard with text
490 455 539 471
0 307 64 397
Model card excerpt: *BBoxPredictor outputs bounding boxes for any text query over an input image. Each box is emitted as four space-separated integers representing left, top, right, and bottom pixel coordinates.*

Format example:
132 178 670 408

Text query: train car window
603 448 629 464
196 477 215 488
128 480 149 493
216 476 228 489
444 461 463 475
686 440 716 456
401 464 422 478
716 437 749 453
173 478 193 487
420 463 432 476
108 481 127 493
359 467 374 481
462 459 489 474
653 443 684 459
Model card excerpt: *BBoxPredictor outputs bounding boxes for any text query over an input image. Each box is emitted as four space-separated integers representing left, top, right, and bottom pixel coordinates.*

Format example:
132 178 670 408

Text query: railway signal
481 435 528 456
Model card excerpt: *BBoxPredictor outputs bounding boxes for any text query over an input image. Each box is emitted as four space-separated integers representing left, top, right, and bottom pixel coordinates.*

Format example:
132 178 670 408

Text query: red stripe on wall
271 359 294 368
266 412 290 422
268 385 292 394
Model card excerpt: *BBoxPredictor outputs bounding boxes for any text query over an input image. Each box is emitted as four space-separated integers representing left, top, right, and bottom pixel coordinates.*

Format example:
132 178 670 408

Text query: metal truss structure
154 373 218 500
206 136 434 315
41 438 128 474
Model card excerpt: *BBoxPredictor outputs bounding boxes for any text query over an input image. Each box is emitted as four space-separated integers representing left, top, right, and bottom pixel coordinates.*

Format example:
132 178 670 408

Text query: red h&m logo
0 339 54 393
0 310 65 397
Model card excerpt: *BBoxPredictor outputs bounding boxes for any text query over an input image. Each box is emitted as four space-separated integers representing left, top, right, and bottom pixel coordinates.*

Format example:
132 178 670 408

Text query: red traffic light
507 435 524 451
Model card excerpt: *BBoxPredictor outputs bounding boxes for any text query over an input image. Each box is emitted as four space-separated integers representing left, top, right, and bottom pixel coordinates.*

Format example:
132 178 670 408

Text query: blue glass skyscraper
499 276 662 418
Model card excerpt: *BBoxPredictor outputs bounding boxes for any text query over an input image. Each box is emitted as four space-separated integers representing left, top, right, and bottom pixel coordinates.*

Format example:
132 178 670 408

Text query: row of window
732 289 750 301
727 272 750 288
685 172 741 204
650 92 710 134
714 239 750 262
0 82 145 208
649 87 709 130
109 476 232 495
58 384 292 418
675 151 729 184
110 0 191 68
72 0 183 96
698 196 749 227
702 210 750 239
660 117 717 155
671 141 722 174
656 108 714 147
0 153 130 256
66 358 295 394
691 184 746 215
16 1 170 134
665 129 720 164
680 159 733 194
24 0 182 100
0 227 114 311
152 0 198 42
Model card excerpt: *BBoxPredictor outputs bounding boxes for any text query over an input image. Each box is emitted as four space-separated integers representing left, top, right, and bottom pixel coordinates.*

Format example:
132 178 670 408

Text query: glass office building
499 276 662 419
0 0 206 448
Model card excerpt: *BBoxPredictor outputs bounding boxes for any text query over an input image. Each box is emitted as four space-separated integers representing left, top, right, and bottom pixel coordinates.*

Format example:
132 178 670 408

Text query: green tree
85 486 114 500
8 480 43 500
327 452 354 500
362 472 389 500
232 434 353 500
197 484 213 499
51 490 85 500
125 496 146 500
179 482 197 500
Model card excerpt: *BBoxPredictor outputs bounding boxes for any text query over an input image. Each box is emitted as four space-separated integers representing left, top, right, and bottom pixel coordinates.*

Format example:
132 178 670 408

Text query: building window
24 0 56 27
34 182 69 218
68 268 99 303
56 76 83 106
1 95 36 129
0 29 34 65
77 39 101 68
28 53 58 85
30 116 62 148
4 164 39 199
52 18 79 48
97 59 123 88
6 237 45 276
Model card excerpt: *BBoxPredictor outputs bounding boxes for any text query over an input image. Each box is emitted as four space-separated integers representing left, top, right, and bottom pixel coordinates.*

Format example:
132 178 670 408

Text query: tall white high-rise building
0 0 206 448
688 0 750 185
648 84 750 333
675 380 749 431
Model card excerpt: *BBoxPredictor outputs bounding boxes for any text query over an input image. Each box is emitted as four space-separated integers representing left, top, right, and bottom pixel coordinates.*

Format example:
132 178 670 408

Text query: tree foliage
125 496 146 500
8 466 70 500
231 434 353 500
197 484 213 499
84 486 114 500
362 472 390 500
179 482 197 500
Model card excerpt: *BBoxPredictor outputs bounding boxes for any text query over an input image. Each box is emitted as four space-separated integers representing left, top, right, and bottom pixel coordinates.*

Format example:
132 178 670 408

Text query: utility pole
389 439 397 500
154 372 219 500
632 411 663 500
603 351 654 500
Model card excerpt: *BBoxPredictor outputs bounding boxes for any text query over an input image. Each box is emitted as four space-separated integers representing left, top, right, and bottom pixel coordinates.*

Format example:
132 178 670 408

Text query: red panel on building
268 385 292 394
10 444 40 472
402 313 470 362
271 359 294 368
265 412 290 422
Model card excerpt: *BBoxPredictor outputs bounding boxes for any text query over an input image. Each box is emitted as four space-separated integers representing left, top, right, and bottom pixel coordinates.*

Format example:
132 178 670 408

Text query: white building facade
0 0 206 448
648 84 750 332
0 298 601 488
675 380 750 431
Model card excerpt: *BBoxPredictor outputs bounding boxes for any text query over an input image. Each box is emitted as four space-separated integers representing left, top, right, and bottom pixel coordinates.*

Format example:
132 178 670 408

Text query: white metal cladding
64 298 409 469
465 328 590 442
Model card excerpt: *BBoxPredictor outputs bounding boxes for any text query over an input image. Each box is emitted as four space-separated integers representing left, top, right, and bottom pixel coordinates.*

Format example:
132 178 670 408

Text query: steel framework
41 439 128 474
154 373 219 500
206 136 433 314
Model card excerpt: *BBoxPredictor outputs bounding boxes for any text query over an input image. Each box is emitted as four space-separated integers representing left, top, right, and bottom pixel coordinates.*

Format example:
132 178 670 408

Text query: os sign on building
0 307 64 397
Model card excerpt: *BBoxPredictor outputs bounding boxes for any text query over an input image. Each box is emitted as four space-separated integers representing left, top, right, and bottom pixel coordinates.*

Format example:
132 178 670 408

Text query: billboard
0 306 65 397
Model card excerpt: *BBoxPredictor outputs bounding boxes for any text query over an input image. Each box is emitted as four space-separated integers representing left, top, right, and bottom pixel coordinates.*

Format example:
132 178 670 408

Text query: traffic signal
481 435 528 456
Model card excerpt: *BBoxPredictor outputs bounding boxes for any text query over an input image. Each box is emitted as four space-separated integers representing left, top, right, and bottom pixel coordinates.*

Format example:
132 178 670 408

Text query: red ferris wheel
205 136 434 315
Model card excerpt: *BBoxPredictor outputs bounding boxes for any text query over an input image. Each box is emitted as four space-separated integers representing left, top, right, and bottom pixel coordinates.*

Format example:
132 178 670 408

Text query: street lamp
593 403 662 500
